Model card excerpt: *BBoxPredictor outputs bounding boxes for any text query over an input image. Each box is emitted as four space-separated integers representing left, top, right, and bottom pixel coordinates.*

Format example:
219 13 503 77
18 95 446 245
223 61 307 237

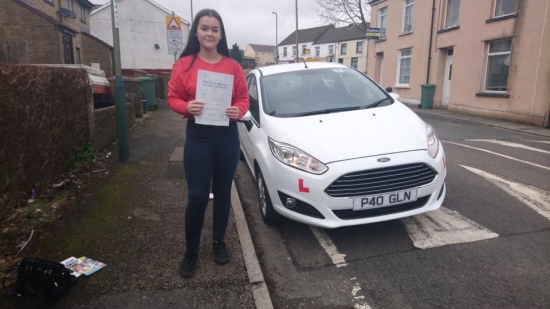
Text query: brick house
0 0 114 76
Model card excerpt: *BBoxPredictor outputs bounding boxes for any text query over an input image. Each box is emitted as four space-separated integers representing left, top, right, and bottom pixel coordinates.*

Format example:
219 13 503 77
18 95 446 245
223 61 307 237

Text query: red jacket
167 55 250 121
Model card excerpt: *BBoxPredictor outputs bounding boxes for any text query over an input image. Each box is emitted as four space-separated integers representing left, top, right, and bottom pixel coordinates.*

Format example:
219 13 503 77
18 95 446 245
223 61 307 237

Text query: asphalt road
235 113 550 309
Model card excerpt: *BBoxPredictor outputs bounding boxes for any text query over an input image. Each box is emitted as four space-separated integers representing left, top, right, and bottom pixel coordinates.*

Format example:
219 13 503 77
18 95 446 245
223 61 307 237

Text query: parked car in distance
237 62 446 228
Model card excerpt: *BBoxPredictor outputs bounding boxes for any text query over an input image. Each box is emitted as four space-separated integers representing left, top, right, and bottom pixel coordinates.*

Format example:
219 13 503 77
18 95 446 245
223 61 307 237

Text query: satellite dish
59 8 76 19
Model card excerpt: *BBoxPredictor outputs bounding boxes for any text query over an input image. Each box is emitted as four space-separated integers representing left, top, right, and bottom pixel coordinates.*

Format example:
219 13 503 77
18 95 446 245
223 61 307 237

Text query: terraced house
367 0 550 127
0 0 114 75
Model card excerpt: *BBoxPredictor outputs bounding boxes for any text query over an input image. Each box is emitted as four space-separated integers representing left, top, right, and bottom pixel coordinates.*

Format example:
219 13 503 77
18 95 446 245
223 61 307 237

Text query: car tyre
256 168 282 225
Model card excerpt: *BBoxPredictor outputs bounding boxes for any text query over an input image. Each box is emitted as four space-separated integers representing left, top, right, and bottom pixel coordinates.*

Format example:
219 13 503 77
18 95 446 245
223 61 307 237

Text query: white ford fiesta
237 62 446 228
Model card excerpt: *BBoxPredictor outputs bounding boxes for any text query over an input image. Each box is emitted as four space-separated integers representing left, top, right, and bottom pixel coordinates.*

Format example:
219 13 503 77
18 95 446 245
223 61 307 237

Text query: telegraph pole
295 0 299 63
110 0 129 160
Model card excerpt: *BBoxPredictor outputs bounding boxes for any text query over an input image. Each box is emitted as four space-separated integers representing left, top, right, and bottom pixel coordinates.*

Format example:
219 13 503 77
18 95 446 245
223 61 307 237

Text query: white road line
522 140 550 145
443 141 550 171
351 282 372 309
402 207 499 249
465 139 550 154
309 227 347 267
461 165 550 220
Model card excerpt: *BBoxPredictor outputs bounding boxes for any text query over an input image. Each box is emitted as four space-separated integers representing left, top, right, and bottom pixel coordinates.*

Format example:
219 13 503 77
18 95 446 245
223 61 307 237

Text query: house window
445 0 460 28
302 44 307 55
402 0 414 34
283 47 287 57
80 4 86 22
379 7 387 39
485 40 511 92
292 46 296 56
356 42 363 53
351 57 358 69
338 58 344 64
341 43 347 55
66 0 73 11
76 47 81 64
315 46 320 57
495 0 516 17
329 45 334 55
397 48 412 86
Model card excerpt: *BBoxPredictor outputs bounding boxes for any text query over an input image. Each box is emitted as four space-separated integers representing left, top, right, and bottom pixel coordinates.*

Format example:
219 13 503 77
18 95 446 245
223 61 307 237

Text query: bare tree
314 0 371 31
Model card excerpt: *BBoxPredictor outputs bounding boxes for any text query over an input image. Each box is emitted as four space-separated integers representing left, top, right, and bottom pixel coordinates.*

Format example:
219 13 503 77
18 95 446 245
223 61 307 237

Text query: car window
262 68 389 117
247 75 260 123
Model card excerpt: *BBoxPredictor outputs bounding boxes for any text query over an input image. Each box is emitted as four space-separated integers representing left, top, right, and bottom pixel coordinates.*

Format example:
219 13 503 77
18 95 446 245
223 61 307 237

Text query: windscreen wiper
366 97 391 109
294 106 361 117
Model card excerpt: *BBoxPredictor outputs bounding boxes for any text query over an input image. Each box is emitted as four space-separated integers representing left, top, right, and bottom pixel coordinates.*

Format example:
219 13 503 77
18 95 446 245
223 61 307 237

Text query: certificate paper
195 70 234 126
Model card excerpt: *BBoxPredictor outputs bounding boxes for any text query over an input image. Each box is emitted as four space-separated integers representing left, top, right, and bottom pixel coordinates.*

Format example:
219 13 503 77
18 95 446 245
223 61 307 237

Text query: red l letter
299 179 310 193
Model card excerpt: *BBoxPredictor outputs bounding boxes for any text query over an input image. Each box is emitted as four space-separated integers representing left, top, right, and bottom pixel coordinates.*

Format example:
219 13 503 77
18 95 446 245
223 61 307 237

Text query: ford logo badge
377 157 390 163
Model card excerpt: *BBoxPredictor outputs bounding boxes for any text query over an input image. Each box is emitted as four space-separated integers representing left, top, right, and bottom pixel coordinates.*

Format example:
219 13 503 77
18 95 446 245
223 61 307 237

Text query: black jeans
183 121 240 253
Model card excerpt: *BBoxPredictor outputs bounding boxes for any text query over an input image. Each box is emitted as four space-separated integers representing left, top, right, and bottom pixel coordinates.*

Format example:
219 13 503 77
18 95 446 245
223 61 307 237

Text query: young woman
167 9 249 278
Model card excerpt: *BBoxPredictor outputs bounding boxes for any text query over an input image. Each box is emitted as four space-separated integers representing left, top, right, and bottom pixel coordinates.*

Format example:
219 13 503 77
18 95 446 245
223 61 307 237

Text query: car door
239 73 261 169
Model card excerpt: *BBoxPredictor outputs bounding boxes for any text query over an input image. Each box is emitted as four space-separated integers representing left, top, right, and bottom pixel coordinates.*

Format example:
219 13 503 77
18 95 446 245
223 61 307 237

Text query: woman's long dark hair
179 9 231 70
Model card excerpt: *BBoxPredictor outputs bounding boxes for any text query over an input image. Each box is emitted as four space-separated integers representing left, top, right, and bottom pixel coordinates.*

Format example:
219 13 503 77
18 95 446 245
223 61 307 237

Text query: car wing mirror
385 87 393 93
389 92 400 101
239 110 252 122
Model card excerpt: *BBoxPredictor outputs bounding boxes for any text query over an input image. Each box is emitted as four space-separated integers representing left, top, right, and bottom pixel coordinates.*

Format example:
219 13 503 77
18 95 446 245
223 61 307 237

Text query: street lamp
272 12 278 64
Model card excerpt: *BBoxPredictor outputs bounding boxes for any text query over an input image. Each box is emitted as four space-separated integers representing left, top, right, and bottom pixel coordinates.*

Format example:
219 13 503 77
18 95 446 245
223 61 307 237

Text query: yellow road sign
166 16 182 30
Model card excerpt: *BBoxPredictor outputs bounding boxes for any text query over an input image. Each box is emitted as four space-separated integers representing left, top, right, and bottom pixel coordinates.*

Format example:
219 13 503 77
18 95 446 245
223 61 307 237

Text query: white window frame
315 46 320 57
444 0 460 29
283 47 287 57
484 40 512 93
396 48 412 87
378 7 388 39
401 0 414 34
66 0 73 11
351 57 359 69
329 45 334 55
302 44 307 55
292 46 296 56
494 0 517 18
356 41 363 54
341 43 347 55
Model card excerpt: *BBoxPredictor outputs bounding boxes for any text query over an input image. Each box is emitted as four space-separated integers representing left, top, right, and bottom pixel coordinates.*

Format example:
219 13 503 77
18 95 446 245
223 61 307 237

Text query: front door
63 33 74 64
442 50 453 106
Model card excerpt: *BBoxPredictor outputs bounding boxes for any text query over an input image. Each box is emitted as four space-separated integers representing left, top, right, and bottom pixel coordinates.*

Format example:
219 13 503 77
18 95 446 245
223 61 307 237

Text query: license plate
353 189 418 211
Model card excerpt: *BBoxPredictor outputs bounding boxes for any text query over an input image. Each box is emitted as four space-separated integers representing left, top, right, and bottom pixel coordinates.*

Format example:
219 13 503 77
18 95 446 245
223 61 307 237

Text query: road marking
402 207 499 249
461 165 550 220
351 282 372 309
522 140 550 145
310 227 347 267
443 141 550 171
465 139 550 154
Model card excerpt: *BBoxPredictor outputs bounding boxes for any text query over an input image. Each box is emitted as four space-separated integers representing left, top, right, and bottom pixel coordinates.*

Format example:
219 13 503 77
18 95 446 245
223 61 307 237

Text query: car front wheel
256 168 282 225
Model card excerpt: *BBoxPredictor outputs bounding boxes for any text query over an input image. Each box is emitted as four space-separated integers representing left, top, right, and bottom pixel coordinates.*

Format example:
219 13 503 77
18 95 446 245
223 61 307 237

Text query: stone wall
89 103 135 151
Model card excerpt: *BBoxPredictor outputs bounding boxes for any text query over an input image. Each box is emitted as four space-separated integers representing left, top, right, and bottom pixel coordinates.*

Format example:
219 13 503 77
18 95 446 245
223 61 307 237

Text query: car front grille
325 163 437 198
333 195 430 220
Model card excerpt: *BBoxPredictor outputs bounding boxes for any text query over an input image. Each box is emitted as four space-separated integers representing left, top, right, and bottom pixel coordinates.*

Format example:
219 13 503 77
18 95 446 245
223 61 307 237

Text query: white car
237 62 446 229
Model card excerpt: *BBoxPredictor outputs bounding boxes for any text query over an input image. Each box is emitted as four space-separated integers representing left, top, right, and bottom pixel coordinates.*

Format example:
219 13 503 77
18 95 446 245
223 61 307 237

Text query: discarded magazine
60 256 106 277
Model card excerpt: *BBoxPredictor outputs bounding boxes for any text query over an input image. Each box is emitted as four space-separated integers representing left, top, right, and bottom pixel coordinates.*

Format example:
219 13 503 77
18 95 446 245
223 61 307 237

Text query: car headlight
427 124 439 158
268 138 328 174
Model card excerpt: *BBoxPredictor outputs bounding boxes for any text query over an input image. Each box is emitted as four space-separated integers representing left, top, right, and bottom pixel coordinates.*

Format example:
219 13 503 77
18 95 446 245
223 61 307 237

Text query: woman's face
196 16 222 52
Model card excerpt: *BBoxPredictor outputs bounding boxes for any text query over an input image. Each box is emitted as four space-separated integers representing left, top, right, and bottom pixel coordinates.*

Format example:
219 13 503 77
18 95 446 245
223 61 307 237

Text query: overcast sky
91 0 326 49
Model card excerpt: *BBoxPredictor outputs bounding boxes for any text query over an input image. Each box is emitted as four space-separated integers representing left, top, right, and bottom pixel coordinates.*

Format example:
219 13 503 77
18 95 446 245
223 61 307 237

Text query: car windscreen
261 67 391 117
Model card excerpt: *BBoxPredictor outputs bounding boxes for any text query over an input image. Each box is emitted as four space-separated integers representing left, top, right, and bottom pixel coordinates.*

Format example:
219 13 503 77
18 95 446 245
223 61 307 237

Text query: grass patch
66 141 95 173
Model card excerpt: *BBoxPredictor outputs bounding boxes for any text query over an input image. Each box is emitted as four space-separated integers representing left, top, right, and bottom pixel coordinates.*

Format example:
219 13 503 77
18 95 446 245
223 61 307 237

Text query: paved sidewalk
1 101 265 309
404 104 550 138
